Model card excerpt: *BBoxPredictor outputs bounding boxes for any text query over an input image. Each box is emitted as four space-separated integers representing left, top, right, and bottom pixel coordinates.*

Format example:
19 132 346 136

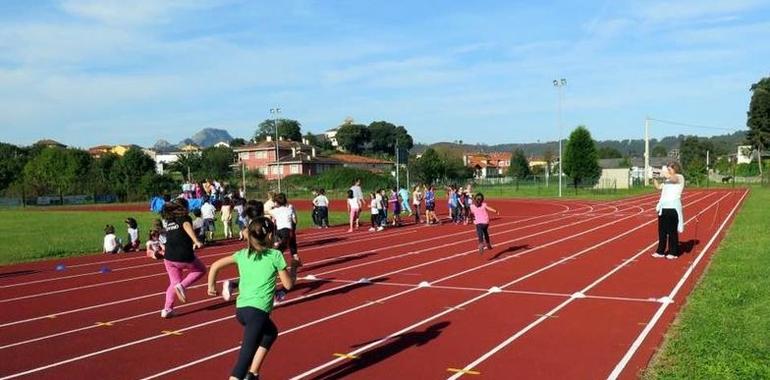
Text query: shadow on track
309 321 451 380
488 244 530 261
300 252 378 273
0 269 39 279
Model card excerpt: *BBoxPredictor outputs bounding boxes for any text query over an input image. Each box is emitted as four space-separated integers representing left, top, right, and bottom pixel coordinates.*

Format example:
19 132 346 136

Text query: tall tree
367 121 414 154
255 119 302 142
747 76 770 151
411 148 445 185
509 149 531 179
22 147 92 203
563 126 601 189
115 148 156 200
679 136 713 183
0 142 28 191
229 137 247 147
652 145 668 157
335 123 369 154
199 146 236 180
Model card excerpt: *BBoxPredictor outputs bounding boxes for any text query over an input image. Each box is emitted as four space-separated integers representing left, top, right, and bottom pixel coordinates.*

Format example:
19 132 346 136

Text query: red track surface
0 189 747 379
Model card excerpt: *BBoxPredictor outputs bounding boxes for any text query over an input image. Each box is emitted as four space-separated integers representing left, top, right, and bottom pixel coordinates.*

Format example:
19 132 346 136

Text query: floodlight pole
270 107 282 193
554 78 566 197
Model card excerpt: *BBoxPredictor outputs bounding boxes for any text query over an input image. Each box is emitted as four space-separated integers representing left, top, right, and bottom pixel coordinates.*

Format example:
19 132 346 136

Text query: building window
256 151 267 159
239 152 249 160
291 164 300 174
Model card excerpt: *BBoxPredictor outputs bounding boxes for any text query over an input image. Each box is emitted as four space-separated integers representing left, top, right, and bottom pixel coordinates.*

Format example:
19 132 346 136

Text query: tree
652 145 668 157
597 146 623 159
89 152 120 196
255 119 302 142
140 173 178 197
747 76 770 151
563 126 601 189
680 136 712 183
22 147 93 203
229 138 247 147
509 149 531 179
0 142 28 192
115 148 156 201
199 146 236 180
335 123 369 154
366 121 414 154
411 148 445 185
170 153 203 181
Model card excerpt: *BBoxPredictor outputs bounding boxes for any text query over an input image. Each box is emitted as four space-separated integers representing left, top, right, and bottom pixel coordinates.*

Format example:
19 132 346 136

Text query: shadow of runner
0 269 39 279
298 236 347 248
310 321 451 380
300 252 377 273
283 277 390 304
489 244 530 261
676 239 700 256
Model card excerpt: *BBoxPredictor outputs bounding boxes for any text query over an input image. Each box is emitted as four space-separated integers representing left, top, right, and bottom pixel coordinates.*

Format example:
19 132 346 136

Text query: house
180 144 201 153
34 139 66 149
213 141 230 148
324 128 339 148
110 144 142 156
463 152 512 178
88 145 113 158
600 157 669 185
329 154 393 172
234 138 341 180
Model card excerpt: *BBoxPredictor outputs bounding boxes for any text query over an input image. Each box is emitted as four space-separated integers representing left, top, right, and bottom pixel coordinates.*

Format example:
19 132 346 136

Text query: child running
469 192 499 254
207 217 297 380
346 189 360 232
160 198 205 318
271 193 300 266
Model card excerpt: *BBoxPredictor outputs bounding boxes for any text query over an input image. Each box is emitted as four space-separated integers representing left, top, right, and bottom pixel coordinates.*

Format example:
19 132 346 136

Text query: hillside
412 131 747 157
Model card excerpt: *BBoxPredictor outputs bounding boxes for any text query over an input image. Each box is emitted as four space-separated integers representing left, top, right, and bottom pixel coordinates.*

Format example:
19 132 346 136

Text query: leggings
317 206 329 227
413 204 421 223
163 258 206 310
475 224 490 245
231 307 278 379
371 213 379 228
276 228 298 256
656 208 679 256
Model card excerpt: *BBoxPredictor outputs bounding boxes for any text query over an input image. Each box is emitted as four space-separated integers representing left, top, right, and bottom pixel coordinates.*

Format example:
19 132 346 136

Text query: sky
1 0 769 148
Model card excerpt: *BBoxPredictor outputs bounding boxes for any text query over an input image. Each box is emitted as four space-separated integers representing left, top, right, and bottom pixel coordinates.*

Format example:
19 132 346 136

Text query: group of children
102 217 141 254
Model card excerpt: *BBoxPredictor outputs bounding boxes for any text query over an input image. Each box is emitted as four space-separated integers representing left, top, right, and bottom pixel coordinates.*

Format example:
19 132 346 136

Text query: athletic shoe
244 371 259 380
376 226 384 231
651 253 665 258
665 255 679 260
368 227 375 232
478 243 485 255
160 309 174 319
222 280 232 301
347 228 353 232
487 244 493 250
174 284 187 303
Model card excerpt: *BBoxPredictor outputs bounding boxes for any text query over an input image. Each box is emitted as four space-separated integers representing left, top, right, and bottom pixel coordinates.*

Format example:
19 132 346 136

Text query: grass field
0 209 348 265
645 185 770 379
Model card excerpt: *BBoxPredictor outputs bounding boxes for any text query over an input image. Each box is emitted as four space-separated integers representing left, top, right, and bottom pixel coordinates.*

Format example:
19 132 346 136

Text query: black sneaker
244 373 259 380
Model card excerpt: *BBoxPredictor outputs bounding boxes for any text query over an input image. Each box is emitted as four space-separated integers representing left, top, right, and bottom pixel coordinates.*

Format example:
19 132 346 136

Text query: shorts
203 218 215 232
426 202 435 211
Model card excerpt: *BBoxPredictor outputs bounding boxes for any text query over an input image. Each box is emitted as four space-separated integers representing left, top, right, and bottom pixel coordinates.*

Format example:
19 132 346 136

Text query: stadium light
270 107 282 193
553 78 566 197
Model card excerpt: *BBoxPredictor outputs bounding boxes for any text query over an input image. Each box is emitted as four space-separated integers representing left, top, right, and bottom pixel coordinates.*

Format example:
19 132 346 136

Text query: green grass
644 186 770 379
0 209 348 265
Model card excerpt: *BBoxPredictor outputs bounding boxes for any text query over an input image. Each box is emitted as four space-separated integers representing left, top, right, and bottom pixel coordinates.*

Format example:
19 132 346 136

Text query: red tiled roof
329 154 393 164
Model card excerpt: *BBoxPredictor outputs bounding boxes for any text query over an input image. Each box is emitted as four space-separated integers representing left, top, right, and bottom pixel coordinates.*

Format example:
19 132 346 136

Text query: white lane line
0 202 585 307
606 189 748 380
446 191 734 379
1 195 660 378
0 200 596 328
146 193 698 380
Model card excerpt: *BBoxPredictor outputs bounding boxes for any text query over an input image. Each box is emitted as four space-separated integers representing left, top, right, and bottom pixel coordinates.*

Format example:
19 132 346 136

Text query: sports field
0 189 747 379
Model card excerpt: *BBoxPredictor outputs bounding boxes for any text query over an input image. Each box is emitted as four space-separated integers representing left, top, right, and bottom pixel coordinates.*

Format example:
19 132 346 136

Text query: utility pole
644 117 650 186
395 139 400 190
270 107 282 193
553 78 567 197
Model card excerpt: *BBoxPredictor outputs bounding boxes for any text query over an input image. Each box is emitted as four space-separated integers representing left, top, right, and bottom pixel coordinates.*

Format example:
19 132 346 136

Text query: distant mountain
185 128 233 148
412 131 747 158
152 139 175 153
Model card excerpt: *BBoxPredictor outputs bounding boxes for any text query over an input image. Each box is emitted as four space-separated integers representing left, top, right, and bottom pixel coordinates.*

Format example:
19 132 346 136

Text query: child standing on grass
123 217 140 252
201 197 217 242
161 198 204 318
271 193 301 266
346 189 360 232
469 193 499 254
103 225 121 254
207 217 297 380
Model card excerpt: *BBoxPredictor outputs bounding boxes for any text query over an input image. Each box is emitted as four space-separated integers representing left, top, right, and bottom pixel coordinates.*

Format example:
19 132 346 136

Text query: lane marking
447 368 480 375
161 330 183 336
332 353 358 360
93 322 113 327
607 189 748 380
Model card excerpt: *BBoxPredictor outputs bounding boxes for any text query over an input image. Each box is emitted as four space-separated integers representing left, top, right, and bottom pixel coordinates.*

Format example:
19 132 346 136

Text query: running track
0 189 748 379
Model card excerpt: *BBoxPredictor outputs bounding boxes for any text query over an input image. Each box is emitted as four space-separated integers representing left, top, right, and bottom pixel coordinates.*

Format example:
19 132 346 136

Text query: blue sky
1 0 769 148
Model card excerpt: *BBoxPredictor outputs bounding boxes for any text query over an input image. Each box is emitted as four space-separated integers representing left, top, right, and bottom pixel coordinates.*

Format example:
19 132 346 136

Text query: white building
324 128 339 148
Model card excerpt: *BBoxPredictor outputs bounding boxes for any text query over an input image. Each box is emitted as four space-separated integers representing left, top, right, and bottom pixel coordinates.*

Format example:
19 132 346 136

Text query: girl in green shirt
208 217 297 380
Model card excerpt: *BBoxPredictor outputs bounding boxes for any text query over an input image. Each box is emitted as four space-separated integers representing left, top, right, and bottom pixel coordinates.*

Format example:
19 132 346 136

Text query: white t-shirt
192 217 204 230
370 199 379 214
659 174 685 208
313 195 329 207
104 234 118 252
127 228 139 243
264 199 276 216
375 194 383 210
412 191 423 205
272 205 295 230
201 202 216 219
350 185 364 202
348 198 360 210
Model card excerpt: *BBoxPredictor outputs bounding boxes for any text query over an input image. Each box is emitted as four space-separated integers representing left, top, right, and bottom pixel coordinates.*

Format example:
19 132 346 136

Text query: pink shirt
470 203 490 224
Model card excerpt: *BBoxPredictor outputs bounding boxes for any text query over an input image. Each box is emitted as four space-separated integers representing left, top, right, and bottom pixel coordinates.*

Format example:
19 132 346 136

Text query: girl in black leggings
208 217 297 380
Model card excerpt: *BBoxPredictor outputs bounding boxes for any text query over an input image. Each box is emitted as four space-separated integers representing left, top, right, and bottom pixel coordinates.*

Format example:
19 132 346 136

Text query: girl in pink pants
160 198 205 318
